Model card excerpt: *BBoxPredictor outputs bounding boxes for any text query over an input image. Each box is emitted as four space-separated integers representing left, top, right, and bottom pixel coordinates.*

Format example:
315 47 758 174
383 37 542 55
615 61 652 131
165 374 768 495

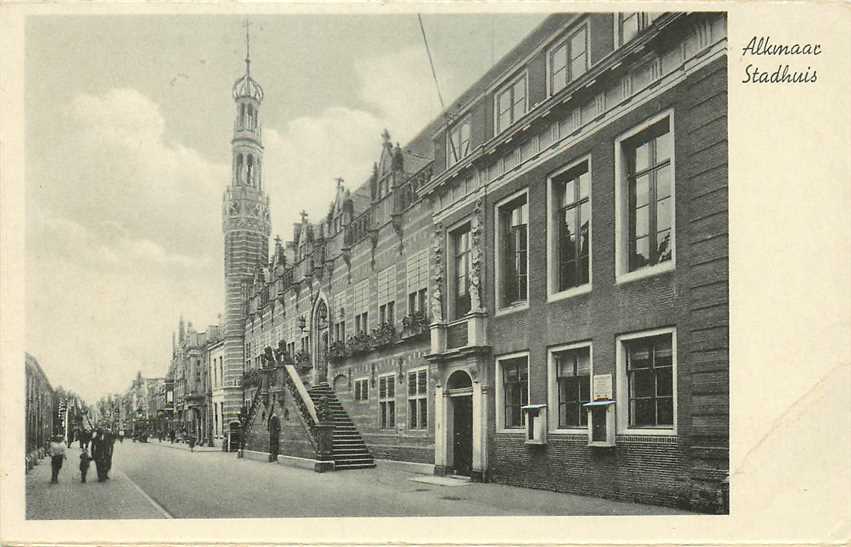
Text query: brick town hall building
164 12 729 513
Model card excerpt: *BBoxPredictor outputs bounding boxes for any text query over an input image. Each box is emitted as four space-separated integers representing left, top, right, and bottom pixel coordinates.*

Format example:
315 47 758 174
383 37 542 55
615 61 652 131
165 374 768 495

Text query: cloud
27 88 226 401
261 46 460 231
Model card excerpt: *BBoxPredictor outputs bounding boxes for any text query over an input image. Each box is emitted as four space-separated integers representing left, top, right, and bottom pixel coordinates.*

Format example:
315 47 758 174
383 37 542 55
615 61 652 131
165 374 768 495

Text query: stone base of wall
366 442 433 464
489 433 727 514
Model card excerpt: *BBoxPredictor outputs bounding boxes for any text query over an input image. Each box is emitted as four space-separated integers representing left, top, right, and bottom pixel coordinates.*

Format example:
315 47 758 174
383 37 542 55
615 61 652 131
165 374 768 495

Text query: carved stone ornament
368 229 379 269
429 363 442 388
229 200 241 216
430 223 444 322
469 197 484 312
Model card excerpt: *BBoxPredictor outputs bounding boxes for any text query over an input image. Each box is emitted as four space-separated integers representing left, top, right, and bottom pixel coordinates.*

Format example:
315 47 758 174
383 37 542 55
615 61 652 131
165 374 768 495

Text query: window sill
615 261 674 286
619 426 677 436
548 428 587 435
494 302 529 318
547 284 592 303
496 428 527 435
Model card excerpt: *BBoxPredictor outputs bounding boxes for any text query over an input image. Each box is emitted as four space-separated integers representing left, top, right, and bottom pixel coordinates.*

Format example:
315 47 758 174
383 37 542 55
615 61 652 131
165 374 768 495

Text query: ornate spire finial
335 177 344 189
299 210 309 224
244 20 252 75
381 128 391 144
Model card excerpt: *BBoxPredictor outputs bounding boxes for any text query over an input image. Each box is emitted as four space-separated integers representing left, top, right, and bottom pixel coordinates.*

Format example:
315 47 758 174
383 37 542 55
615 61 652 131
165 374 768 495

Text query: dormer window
616 13 663 47
447 115 471 168
549 25 588 95
495 73 527 135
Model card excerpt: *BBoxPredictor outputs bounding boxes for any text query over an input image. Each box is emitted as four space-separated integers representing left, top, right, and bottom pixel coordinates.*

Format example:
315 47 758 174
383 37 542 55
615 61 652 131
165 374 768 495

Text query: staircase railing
283 364 320 452
239 386 264 450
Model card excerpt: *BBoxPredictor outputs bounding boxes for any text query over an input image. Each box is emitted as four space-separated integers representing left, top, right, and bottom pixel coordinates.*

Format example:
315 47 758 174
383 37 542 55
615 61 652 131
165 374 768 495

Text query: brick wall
482 56 728 513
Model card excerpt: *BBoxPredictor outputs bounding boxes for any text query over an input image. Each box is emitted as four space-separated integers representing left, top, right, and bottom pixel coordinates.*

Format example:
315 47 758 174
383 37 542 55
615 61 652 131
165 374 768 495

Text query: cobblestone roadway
27 441 690 519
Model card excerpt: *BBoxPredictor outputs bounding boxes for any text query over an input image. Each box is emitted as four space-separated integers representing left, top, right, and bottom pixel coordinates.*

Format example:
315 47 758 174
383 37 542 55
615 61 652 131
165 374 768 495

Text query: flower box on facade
371 322 396 349
401 311 430 339
347 332 372 355
328 341 347 363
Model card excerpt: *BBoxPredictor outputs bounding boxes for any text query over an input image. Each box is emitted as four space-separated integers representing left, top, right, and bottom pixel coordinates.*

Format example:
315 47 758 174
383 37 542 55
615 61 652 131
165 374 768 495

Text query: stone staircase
306 383 375 470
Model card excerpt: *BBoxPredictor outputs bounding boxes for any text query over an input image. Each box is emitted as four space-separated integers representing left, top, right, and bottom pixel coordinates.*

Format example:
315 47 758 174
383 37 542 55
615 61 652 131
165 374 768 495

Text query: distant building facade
25 353 55 467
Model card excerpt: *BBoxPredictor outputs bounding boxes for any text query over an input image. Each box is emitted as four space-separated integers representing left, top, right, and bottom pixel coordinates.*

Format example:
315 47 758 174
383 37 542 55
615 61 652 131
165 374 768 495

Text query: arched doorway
311 296 330 384
447 370 474 476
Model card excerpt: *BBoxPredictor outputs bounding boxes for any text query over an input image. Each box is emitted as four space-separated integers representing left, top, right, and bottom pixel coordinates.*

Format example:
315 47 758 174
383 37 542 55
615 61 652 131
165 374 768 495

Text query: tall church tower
221 27 271 425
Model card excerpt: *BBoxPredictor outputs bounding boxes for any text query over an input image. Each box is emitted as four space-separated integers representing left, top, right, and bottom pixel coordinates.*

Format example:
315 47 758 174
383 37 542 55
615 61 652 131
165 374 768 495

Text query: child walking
79 447 92 483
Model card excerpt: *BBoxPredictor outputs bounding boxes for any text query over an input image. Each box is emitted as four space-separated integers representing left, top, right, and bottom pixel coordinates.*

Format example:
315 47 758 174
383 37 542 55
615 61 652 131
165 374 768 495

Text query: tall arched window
247 104 255 129
247 155 254 186
236 154 244 185
257 158 262 191
240 104 246 128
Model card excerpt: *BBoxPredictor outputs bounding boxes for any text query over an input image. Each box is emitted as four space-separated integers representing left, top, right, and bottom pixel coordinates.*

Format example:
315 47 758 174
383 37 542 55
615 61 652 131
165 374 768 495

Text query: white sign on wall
593 374 613 400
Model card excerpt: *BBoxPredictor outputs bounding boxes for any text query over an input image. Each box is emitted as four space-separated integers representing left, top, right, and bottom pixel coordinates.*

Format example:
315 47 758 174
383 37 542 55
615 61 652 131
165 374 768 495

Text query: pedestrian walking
169 429 175 444
48 435 66 484
91 428 109 482
79 448 92 483
188 434 195 452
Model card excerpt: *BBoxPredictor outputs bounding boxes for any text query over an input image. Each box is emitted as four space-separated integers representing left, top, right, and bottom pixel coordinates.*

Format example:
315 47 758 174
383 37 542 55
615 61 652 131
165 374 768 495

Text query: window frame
407 367 429 431
616 327 677 435
547 155 593 302
547 341 593 433
447 219 473 320
495 351 530 433
614 12 664 48
446 114 472 168
406 250 429 316
378 373 396 429
494 188 530 315
614 109 676 284
353 377 369 402
546 22 590 96
494 71 528 136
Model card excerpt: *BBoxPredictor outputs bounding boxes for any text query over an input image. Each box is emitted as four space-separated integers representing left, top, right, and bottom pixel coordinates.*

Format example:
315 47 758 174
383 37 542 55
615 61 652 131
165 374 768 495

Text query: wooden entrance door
452 395 473 476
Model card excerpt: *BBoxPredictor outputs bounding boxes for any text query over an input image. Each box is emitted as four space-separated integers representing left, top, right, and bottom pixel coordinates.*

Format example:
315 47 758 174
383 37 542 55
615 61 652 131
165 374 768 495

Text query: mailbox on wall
584 400 616 447
521 404 547 446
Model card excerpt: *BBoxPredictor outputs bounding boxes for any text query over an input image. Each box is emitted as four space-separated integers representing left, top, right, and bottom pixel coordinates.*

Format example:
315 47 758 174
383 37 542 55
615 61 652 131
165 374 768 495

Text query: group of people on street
47 426 115 484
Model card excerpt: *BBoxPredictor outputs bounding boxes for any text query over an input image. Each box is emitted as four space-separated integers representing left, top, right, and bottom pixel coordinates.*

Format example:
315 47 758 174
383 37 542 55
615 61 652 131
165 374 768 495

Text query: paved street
26 441 690 519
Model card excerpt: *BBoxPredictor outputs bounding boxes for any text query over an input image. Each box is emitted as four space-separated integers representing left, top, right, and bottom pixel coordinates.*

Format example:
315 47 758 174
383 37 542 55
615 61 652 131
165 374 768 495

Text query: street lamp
297 315 307 333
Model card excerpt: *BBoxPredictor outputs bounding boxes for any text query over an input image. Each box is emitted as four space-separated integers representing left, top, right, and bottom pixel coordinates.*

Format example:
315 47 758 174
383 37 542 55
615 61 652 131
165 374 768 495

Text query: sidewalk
25 448 169 520
146 438 219 452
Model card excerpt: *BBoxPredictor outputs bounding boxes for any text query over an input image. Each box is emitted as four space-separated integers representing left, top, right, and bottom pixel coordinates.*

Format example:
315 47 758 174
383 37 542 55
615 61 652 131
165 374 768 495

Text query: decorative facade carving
469 197 484 312
430 222 444 322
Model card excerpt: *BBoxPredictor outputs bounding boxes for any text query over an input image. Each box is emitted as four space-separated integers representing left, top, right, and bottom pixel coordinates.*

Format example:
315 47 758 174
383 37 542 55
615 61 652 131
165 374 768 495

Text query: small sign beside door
593 374 613 400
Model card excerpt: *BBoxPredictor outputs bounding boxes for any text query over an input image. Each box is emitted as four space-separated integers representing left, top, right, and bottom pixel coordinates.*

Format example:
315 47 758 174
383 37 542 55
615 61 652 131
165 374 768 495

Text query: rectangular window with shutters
495 189 529 311
548 23 588 95
548 157 592 300
616 328 676 434
407 368 428 430
496 353 529 430
447 115 472 167
615 13 663 47
495 73 527 135
334 321 346 342
406 250 429 315
377 265 396 326
352 279 370 333
354 378 369 402
378 374 395 429
615 110 675 283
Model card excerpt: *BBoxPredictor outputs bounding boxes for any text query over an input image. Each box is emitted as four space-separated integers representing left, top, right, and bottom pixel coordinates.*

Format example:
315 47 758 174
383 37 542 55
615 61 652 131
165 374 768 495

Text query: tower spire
244 20 252 76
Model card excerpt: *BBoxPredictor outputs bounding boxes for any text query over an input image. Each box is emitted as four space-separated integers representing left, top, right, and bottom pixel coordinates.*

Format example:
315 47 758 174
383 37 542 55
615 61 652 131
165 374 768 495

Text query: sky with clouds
25 13 546 403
